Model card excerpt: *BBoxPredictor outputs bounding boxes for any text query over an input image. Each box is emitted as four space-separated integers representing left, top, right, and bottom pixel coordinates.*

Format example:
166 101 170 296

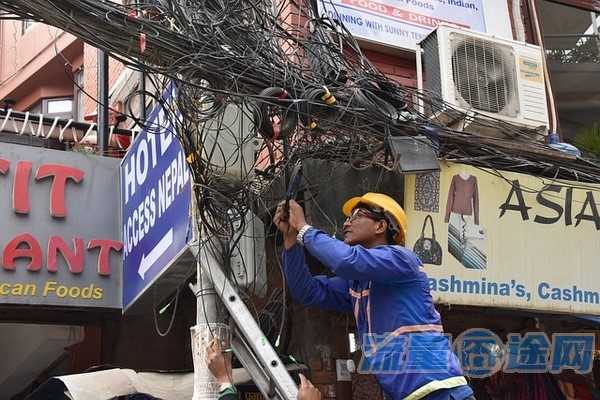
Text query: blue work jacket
283 227 473 400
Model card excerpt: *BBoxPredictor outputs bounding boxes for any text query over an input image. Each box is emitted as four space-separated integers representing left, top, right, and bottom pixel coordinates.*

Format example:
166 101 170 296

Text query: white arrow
138 228 173 279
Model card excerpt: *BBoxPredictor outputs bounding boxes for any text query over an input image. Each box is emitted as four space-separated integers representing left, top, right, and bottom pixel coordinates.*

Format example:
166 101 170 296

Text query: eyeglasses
345 208 385 224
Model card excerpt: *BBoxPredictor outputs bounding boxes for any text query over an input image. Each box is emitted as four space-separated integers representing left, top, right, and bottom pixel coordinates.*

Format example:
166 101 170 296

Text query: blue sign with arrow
120 83 193 311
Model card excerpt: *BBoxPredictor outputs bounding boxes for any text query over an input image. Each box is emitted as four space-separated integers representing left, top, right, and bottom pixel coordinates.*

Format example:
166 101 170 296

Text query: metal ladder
189 240 299 400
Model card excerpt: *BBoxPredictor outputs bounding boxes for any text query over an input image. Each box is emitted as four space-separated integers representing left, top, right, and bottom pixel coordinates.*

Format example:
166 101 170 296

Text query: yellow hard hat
342 192 407 245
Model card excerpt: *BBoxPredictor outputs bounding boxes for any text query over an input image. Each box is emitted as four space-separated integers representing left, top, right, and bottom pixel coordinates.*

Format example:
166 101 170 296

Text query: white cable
19 111 29 135
58 119 73 142
29 113 38 136
108 125 115 148
11 111 19 133
131 125 140 143
36 113 44 137
0 108 12 132
45 116 59 139
72 124 79 142
116 131 124 149
80 122 96 143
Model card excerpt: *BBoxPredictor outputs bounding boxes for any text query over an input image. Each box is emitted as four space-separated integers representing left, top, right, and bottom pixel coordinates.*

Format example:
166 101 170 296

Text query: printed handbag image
413 215 443 265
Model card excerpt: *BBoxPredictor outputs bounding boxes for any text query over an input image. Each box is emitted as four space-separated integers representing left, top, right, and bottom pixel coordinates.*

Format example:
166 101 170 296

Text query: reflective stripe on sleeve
403 376 468 400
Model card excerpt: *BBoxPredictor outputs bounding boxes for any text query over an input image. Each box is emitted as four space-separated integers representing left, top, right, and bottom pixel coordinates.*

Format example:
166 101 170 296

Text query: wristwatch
296 224 313 246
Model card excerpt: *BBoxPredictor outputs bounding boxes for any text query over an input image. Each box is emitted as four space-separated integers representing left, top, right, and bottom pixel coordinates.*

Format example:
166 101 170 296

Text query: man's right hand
273 202 299 250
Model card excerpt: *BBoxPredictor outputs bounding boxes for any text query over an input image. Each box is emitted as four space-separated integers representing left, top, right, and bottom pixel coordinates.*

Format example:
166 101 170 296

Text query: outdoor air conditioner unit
418 24 549 139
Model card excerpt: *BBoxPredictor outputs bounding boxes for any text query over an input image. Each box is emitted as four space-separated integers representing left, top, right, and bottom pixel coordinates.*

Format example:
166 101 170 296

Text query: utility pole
97 49 109 154
137 0 146 124
189 238 229 400
189 231 299 400
139 69 146 122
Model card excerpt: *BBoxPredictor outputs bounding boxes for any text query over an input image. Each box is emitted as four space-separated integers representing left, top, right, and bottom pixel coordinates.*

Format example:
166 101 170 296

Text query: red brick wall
82 43 125 118
363 49 417 88
521 0 538 44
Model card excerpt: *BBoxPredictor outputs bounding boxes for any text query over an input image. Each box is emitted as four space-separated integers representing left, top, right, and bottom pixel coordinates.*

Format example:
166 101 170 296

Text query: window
26 98 74 119
46 99 72 115
43 98 74 119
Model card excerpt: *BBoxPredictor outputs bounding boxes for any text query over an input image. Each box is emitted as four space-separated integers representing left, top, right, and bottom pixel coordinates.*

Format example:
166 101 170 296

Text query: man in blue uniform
273 193 474 400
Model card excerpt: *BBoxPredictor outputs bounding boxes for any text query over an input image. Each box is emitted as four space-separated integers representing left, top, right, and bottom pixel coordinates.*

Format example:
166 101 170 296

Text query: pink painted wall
0 20 125 119
0 21 80 104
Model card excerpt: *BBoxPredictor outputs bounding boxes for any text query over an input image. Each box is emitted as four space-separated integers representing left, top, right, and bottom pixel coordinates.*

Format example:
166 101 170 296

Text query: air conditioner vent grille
421 32 441 97
451 34 518 116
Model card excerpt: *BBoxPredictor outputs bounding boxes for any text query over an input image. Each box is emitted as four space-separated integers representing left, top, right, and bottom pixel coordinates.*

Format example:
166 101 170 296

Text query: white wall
321 0 515 52
483 0 513 40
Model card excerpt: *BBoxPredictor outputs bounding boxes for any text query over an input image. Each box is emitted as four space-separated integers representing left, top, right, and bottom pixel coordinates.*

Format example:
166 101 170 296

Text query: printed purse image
413 215 443 265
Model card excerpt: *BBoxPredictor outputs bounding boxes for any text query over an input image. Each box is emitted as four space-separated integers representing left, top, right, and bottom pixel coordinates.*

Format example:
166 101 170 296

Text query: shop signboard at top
317 0 486 51
0 143 122 308
404 162 600 315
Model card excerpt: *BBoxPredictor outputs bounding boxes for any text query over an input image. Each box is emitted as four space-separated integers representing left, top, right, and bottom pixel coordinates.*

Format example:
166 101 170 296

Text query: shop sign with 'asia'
404 162 600 315
0 143 122 309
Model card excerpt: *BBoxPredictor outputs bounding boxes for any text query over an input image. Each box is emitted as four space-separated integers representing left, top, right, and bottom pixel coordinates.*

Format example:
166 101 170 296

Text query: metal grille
451 34 517 115
421 32 441 116
421 32 442 97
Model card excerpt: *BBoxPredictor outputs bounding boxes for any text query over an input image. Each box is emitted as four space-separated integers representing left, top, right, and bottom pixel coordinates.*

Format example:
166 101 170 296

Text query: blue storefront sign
120 83 193 311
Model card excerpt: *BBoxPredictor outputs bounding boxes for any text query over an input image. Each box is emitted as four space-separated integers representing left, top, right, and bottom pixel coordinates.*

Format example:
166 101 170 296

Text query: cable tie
186 152 197 164
321 86 336 105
